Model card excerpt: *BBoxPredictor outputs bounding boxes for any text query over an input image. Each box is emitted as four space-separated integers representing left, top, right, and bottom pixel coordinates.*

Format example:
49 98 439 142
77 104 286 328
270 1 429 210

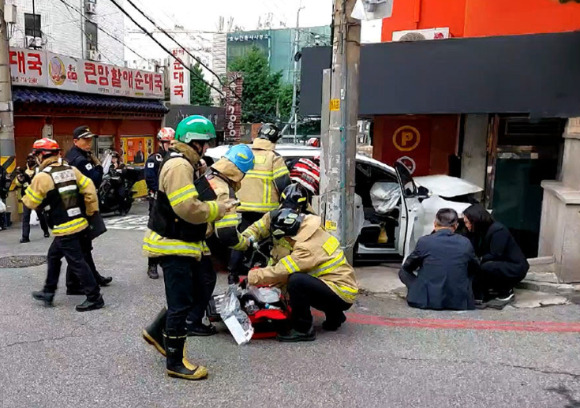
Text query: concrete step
516 280 579 296
527 256 557 275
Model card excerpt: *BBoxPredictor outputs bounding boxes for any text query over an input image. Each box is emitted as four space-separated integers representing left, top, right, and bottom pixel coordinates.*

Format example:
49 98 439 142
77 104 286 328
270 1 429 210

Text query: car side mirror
417 186 430 202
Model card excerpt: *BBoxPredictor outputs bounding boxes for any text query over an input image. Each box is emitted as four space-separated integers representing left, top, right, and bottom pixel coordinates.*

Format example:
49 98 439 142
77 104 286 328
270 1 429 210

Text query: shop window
85 20 98 53
96 136 114 158
120 136 154 165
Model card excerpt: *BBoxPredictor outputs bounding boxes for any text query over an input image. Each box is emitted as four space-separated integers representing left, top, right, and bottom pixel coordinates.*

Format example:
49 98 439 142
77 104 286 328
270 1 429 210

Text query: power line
57 0 149 63
106 0 227 99
121 0 244 102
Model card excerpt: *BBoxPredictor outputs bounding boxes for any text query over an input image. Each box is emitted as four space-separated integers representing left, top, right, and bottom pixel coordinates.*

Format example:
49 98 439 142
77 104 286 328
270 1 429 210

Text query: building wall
381 0 580 41
461 114 488 188
381 0 466 41
7 0 125 66
464 0 580 37
373 115 458 176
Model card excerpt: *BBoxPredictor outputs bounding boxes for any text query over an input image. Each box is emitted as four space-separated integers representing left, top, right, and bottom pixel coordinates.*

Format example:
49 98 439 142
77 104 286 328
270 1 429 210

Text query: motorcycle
97 150 141 215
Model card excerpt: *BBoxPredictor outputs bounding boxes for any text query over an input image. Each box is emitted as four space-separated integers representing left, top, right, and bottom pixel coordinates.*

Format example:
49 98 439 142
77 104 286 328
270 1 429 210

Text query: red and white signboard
223 72 243 144
169 49 190 105
9 48 164 99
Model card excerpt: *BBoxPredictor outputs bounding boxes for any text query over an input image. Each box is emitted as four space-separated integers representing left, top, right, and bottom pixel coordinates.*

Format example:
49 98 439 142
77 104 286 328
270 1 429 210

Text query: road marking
105 215 149 231
336 312 580 333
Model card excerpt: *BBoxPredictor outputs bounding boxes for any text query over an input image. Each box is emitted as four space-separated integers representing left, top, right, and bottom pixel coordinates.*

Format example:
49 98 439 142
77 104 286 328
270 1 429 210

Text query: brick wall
7 0 125 66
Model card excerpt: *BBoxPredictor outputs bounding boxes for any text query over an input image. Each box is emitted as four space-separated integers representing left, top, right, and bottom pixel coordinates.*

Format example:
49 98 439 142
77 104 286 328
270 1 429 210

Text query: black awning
13 87 169 114
300 31 580 118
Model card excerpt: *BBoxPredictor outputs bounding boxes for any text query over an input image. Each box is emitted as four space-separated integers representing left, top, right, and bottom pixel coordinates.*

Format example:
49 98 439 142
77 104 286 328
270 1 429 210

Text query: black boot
142 308 167 356
147 264 159 280
164 332 208 381
277 326 316 342
75 295 105 312
322 312 347 331
187 322 217 337
32 290 54 307
97 276 113 286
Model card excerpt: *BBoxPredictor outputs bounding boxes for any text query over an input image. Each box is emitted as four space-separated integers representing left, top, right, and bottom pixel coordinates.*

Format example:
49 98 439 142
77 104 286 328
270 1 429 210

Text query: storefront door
487 116 565 257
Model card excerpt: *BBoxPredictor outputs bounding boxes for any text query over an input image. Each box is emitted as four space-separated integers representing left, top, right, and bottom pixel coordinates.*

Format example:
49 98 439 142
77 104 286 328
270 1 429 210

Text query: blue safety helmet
224 144 255 174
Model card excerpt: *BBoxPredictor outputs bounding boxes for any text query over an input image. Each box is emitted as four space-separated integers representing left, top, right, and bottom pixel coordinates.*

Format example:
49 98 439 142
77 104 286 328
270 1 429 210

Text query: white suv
207 144 482 260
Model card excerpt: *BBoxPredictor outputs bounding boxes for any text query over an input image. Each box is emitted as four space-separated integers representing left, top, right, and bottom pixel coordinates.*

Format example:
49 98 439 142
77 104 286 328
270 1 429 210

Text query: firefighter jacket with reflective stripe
236 138 291 213
22 157 98 236
207 158 248 251
239 203 317 265
143 141 225 259
248 215 359 303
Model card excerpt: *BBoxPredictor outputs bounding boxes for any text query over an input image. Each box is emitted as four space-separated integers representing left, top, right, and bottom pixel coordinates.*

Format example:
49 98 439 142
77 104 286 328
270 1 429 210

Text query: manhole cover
0 255 47 268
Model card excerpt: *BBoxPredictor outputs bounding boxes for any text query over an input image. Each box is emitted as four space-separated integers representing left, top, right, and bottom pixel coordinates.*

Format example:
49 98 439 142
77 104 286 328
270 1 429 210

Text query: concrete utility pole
0 0 16 217
320 0 361 262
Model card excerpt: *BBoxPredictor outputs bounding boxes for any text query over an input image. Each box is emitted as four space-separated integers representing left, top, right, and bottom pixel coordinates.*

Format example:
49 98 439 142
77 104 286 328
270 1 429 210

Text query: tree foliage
229 47 290 124
189 62 212 106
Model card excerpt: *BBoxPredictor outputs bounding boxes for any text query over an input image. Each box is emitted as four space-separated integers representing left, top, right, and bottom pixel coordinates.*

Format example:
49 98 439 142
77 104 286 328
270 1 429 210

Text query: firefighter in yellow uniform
238 183 315 267
248 208 358 342
230 123 291 277
141 115 239 381
184 144 255 337
24 138 104 312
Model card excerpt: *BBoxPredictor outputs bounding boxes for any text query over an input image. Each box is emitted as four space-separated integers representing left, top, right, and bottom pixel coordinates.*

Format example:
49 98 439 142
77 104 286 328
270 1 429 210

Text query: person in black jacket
399 208 480 311
66 126 104 189
143 127 175 279
463 204 529 310
65 126 112 293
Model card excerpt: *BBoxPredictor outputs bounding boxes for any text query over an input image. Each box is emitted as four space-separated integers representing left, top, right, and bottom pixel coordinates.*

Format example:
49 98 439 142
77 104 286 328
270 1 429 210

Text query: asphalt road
0 203 579 408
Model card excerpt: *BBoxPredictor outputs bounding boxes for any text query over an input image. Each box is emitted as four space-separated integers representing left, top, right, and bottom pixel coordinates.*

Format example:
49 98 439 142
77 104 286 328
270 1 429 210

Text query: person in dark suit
134 141 145 164
463 204 529 310
399 208 480 310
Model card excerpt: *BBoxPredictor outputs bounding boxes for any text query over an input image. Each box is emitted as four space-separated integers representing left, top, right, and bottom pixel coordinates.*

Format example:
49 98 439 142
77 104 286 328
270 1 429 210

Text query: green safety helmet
175 115 216 144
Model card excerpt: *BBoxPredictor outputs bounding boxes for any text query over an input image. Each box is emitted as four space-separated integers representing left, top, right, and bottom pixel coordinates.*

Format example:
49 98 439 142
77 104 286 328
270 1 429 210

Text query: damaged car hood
414 175 483 198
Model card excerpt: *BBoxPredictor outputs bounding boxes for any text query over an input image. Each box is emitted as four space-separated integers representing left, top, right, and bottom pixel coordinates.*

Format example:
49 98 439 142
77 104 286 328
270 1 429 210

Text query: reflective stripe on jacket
207 158 247 251
22 157 98 237
143 230 210 259
236 139 290 213
248 215 359 303
143 141 225 258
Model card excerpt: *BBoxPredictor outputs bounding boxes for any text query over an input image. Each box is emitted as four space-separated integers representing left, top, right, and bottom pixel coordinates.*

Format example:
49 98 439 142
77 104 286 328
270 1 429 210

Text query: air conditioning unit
88 49 101 61
5 5 17 24
85 2 96 14
25 35 42 48
392 28 450 42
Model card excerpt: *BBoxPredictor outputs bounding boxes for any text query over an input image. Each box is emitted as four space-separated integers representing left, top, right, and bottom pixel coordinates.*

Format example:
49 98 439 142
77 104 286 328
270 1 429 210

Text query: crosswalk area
104 215 149 231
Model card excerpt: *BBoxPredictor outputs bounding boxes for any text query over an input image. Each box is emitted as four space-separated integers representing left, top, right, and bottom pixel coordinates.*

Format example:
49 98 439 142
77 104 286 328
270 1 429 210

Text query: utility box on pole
320 0 361 263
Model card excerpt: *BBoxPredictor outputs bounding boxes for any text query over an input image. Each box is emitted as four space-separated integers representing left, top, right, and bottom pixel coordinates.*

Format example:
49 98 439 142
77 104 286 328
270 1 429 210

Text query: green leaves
190 62 212 106
229 47 289 123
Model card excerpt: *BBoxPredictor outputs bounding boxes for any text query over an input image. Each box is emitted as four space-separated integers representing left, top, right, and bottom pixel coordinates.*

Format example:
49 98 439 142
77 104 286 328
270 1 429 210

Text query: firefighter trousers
160 255 216 335
44 232 101 301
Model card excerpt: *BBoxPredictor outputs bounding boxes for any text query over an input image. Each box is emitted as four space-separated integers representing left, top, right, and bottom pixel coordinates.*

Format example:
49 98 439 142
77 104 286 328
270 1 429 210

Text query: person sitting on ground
463 204 529 310
248 208 358 342
399 208 480 311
